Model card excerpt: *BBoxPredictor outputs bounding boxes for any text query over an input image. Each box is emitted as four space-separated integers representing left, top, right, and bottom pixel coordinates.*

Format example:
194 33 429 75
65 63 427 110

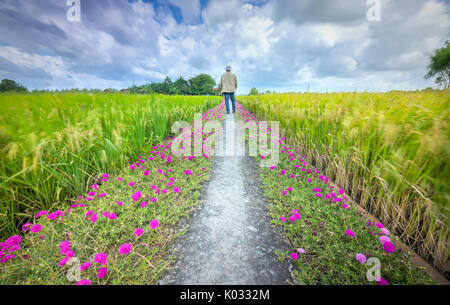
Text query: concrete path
160 113 295 285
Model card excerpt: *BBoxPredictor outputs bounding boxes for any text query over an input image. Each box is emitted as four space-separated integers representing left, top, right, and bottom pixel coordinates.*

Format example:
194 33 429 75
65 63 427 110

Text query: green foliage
0 79 28 93
425 40 450 88
239 91 450 277
249 87 259 95
188 74 216 95
0 93 222 238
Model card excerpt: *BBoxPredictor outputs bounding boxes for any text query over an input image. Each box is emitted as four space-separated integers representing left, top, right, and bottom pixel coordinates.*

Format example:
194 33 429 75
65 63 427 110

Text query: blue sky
0 0 449 94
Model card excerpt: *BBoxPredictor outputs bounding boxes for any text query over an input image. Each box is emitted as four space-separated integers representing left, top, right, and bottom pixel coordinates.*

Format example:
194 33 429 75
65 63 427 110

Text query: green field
0 93 221 238
239 90 449 277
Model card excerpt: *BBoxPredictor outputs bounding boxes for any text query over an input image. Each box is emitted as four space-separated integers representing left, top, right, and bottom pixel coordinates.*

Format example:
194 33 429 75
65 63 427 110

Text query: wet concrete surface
160 114 295 285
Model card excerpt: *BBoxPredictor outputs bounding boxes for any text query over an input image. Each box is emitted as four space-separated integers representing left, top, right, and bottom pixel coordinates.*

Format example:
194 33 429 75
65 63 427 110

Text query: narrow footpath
160 113 295 285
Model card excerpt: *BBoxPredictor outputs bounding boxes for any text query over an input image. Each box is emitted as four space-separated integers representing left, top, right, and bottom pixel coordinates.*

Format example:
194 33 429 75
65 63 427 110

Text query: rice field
0 93 222 239
238 90 450 277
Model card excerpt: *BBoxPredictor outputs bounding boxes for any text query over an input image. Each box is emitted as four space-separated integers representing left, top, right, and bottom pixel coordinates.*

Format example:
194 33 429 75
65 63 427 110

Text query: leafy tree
425 40 450 89
188 74 216 95
249 87 259 95
161 76 173 94
0 79 28 93
174 76 191 95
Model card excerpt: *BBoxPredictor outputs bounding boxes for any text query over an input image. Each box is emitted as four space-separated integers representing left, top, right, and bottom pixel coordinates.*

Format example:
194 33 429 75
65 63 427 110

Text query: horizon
0 0 449 94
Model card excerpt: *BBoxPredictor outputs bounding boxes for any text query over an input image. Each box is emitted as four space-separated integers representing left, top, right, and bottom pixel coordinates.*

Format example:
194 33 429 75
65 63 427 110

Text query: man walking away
220 65 238 114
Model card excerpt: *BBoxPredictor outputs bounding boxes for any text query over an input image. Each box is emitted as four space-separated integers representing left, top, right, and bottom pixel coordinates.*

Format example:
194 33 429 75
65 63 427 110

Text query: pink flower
80 261 92 271
132 191 142 202
375 222 384 229
97 267 107 279
117 201 123 206
93 253 108 265
6 235 22 245
150 219 159 229
119 243 132 255
1 254 14 263
128 181 135 186
134 228 143 237
297 248 306 254
76 279 91 285
129 165 135 170
185 169 193 175
90 213 98 224
35 210 48 218
140 201 148 208
280 169 286 175
31 224 42 233
107 213 117 220
173 187 180 193
280 217 285 222
355 253 367 263
379 236 391 245
381 228 390 235
345 229 355 237
290 252 298 260
376 277 389 285
144 170 149 176
383 241 395 253
59 257 69 267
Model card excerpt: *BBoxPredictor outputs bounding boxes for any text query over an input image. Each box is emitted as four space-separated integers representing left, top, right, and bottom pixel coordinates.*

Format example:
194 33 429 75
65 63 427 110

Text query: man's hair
226 65 231 71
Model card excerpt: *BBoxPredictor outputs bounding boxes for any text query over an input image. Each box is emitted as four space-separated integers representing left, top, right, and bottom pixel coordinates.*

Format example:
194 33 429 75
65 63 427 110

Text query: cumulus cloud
0 0 448 92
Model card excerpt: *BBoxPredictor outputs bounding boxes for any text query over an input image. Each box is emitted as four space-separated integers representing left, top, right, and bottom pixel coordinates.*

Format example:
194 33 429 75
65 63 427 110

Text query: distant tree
0 79 28 93
425 40 450 89
189 74 216 95
249 87 259 95
172 76 191 95
161 76 173 94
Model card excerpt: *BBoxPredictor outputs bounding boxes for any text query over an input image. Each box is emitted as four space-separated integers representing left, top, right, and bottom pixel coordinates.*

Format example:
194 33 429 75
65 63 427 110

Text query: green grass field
239 90 449 277
0 93 221 238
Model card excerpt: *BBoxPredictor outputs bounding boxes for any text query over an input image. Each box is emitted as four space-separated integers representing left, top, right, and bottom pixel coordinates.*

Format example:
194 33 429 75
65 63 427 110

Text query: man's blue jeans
224 92 235 113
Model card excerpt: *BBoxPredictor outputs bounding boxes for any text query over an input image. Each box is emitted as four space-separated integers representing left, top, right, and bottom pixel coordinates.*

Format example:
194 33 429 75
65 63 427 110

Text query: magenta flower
376 277 389 285
76 279 91 285
117 201 123 206
185 169 193 175
119 243 132 255
35 210 48 218
93 253 108 265
22 223 32 232
173 187 180 193
280 169 286 175
31 224 42 233
150 219 159 229
297 248 306 254
90 213 98 224
375 222 384 229
280 217 285 222
80 261 92 271
144 170 149 176
1 254 15 263
107 213 117 220
383 241 395 253
355 253 367 263
345 229 355 237
134 228 143 237
97 267 107 279
132 191 142 202
290 252 298 260
59 257 69 267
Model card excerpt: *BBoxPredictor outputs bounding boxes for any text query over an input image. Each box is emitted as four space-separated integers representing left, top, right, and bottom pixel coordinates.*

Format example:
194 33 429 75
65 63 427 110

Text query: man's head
225 65 231 71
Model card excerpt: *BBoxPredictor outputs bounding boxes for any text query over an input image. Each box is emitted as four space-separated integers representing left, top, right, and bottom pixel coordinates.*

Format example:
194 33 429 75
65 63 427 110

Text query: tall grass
0 93 221 238
239 90 449 277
